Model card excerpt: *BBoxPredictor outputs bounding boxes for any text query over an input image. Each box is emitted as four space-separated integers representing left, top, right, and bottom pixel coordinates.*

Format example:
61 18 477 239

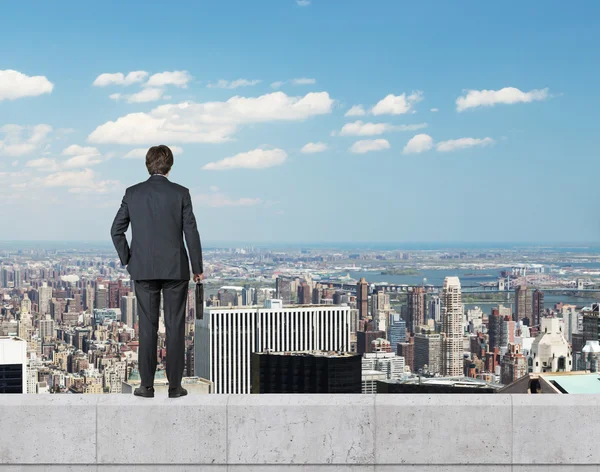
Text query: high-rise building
195 303 351 394
532 289 544 328
13 268 21 289
84 285 95 311
121 294 137 327
95 284 108 310
441 276 463 377
529 317 572 373
361 352 405 380
251 351 361 393
108 281 121 309
414 332 442 374
515 286 533 324
488 307 503 351
275 276 294 304
2 268 11 289
397 336 414 373
500 343 528 385
39 282 53 315
298 282 312 305
39 317 55 341
407 287 426 335
388 314 407 347
429 295 441 323
0 336 27 393
357 278 368 320
356 330 386 355
501 316 516 348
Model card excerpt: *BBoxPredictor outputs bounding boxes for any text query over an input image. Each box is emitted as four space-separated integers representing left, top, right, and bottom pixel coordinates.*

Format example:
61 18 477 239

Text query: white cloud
123 146 183 159
301 142 328 153
430 108 439 112
110 88 165 103
0 70 54 101
291 78 316 85
345 105 366 117
372 91 423 115
144 70 191 88
194 187 262 207
93 71 148 87
340 120 427 136
456 87 549 112
436 137 495 152
403 134 433 154
89 91 334 145
203 148 287 170
270 81 285 89
297 0 311 5
207 79 261 89
26 157 59 172
349 139 390 154
0 124 52 156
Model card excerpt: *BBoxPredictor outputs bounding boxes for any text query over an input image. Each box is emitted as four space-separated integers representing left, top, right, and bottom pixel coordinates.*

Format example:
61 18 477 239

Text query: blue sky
1 0 599 244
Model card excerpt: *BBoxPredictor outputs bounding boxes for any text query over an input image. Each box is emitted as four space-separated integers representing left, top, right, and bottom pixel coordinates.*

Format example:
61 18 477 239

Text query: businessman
111 145 203 398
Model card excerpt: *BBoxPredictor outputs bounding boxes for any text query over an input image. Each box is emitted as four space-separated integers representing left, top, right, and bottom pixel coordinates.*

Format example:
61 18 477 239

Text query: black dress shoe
168 386 188 398
134 386 155 398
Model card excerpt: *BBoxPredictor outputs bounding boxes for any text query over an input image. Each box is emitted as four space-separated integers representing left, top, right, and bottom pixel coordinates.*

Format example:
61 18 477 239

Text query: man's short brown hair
146 145 174 175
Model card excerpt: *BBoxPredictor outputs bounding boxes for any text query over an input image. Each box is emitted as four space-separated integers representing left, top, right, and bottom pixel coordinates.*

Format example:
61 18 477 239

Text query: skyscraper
532 289 544 328
95 284 108 310
121 293 137 327
414 332 442 375
298 282 312 305
0 336 26 393
407 287 426 334
441 276 463 377
357 278 368 320
515 286 533 324
371 289 390 331
429 295 441 323
13 268 21 289
195 303 351 393
39 282 53 315
388 314 407 347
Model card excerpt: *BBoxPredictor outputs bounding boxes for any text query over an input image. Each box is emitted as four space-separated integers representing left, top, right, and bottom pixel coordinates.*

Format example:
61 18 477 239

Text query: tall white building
39 316 55 342
195 302 351 393
529 317 572 373
0 336 27 393
361 352 405 380
39 282 52 315
121 294 137 327
441 276 463 377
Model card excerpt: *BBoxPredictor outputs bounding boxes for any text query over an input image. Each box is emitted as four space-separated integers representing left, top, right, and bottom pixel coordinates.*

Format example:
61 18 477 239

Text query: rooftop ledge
0 394 597 470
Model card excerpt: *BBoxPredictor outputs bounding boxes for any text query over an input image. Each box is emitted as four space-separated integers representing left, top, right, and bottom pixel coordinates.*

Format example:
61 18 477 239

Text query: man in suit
111 145 203 398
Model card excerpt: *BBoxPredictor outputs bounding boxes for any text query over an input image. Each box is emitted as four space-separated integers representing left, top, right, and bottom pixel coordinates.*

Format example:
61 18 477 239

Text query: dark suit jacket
110 174 203 280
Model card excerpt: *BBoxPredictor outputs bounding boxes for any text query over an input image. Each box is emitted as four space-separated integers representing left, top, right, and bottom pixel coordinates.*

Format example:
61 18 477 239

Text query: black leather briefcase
195 282 204 320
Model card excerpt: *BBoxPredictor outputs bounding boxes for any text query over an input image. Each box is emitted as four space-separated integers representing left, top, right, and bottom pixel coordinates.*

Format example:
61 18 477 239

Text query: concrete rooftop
0 394 596 470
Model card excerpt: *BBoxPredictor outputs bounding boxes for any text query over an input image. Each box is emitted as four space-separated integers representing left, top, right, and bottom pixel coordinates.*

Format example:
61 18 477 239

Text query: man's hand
194 273 204 283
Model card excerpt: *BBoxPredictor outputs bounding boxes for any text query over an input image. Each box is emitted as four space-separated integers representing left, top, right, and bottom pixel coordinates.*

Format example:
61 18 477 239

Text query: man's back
111 174 203 280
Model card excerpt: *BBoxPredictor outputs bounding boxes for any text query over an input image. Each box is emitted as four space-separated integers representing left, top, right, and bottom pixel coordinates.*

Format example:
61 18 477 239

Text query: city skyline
2 1 599 243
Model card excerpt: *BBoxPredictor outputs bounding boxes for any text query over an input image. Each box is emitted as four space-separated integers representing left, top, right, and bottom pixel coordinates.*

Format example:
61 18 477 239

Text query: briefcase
195 282 204 320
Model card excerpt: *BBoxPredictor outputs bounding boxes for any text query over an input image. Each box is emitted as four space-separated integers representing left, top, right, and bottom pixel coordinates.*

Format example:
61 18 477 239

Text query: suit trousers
134 279 189 389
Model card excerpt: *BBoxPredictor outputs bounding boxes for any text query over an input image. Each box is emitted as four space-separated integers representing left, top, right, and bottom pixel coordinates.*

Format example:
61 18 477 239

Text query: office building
357 278 368 320
429 295 441 323
39 282 53 315
414 332 442 375
488 307 503 351
298 282 312 305
275 276 294 304
251 351 361 393
388 314 406 347
441 276 463 377
407 287 426 335
356 329 386 355
362 370 386 394
39 317 55 342
195 302 351 394
515 286 533 324
121 293 137 327
0 336 27 393
95 284 108 310
397 337 414 372
361 352 405 380
532 289 544 328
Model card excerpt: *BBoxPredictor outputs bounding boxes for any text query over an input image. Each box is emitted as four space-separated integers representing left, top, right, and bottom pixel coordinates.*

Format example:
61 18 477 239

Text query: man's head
146 145 174 176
